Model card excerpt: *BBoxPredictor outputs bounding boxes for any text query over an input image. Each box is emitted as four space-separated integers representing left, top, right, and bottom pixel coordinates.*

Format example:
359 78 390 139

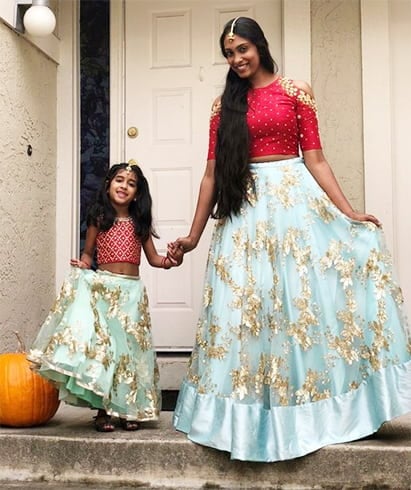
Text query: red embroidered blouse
207 77 322 160
96 218 142 266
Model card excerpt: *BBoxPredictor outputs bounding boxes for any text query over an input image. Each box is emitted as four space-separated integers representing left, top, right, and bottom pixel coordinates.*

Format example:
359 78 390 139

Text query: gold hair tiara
227 17 240 42
125 160 139 172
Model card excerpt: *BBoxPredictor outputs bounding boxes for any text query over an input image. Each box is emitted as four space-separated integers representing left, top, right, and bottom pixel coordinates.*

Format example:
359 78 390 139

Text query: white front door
123 0 282 350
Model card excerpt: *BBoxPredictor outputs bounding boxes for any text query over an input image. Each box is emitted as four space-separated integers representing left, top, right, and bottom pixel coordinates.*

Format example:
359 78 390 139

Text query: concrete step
0 404 410 489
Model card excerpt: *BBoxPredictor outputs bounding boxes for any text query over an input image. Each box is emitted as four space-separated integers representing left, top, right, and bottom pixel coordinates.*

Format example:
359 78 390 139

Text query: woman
172 17 411 462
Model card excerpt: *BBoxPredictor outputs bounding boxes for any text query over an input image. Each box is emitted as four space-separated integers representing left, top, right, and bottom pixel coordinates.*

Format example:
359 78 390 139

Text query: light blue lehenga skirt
28 268 160 421
173 157 411 462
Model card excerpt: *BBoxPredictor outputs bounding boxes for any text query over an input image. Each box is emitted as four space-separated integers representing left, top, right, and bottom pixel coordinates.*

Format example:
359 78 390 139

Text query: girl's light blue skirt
173 157 411 461
28 268 160 421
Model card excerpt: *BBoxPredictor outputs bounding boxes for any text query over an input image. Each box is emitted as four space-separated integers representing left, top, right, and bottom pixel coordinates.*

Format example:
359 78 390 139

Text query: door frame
56 0 80 289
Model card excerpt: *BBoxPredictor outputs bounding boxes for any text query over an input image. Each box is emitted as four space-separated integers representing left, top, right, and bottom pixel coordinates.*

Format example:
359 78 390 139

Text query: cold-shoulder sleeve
207 98 221 161
295 87 322 151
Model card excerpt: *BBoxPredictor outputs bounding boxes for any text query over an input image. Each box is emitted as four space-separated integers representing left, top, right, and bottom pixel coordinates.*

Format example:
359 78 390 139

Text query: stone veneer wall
311 0 364 211
0 22 57 353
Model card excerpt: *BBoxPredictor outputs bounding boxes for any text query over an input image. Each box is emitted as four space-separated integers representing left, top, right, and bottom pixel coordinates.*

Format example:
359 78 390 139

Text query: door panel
125 0 282 350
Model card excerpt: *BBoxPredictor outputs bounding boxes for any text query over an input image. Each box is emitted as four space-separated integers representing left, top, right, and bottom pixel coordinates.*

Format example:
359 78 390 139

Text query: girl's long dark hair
213 17 278 219
87 163 158 241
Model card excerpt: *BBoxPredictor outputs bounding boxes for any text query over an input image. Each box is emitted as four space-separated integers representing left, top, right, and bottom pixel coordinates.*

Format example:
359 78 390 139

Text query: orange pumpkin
0 333 60 427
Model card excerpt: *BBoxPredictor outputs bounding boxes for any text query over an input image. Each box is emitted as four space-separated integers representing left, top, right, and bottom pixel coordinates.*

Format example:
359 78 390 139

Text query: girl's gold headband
125 160 139 172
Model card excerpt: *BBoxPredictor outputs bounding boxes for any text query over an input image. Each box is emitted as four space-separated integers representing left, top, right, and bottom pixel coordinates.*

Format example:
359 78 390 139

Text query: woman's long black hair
87 163 158 241
213 17 278 219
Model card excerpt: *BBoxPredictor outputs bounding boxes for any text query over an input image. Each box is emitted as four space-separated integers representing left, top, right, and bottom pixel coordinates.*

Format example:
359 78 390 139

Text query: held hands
166 235 198 265
165 236 197 267
165 242 184 267
346 210 381 227
174 236 197 253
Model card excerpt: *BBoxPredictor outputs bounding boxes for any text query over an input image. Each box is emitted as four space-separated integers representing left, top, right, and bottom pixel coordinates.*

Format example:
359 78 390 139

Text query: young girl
28 162 183 432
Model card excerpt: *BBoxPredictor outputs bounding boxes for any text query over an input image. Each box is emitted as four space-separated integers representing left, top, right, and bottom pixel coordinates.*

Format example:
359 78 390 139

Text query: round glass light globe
23 5 56 37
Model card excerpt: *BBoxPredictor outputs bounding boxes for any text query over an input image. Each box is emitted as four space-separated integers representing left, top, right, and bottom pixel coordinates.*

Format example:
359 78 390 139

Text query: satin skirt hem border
173 360 411 462
27 356 160 422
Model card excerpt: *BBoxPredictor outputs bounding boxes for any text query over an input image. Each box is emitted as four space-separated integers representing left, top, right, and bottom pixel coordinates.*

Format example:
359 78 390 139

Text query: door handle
127 127 138 138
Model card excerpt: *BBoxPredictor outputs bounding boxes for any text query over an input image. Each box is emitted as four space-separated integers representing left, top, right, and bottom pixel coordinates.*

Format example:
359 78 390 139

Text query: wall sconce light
15 0 56 37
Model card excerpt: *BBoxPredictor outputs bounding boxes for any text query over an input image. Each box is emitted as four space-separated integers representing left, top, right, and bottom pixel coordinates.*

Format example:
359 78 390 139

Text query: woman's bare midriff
249 154 299 163
98 262 140 277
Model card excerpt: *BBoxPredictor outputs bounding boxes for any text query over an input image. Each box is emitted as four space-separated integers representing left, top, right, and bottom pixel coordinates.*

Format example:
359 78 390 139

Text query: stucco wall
311 0 364 211
0 22 57 353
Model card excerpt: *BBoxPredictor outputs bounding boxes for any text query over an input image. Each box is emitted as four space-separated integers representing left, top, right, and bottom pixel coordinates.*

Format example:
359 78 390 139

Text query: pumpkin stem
14 331 26 352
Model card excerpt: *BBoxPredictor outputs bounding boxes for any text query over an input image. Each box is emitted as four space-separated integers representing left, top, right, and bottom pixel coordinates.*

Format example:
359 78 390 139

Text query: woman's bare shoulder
210 96 222 116
291 79 314 96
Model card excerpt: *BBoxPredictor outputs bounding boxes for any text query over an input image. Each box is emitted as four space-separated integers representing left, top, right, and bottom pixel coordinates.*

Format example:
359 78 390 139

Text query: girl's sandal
93 414 115 432
119 418 139 431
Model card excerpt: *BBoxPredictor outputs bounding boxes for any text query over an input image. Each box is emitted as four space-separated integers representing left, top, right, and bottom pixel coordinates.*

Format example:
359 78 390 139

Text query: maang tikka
126 161 138 173
227 17 240 42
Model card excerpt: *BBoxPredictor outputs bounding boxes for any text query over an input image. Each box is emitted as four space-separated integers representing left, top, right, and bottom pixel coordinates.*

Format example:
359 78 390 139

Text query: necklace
115 216 132 222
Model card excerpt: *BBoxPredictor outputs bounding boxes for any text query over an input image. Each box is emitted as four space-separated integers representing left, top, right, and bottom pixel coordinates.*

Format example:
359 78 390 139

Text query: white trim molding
55 0 79 290
110 0 125 166
361 0 394 250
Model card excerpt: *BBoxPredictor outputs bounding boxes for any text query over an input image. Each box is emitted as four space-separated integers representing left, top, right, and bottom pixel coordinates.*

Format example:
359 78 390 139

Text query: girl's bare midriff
98 262 140 277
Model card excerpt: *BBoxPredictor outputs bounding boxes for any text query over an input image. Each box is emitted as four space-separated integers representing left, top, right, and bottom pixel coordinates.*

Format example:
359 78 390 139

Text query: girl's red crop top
96 218 142 266
207 77 322 160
